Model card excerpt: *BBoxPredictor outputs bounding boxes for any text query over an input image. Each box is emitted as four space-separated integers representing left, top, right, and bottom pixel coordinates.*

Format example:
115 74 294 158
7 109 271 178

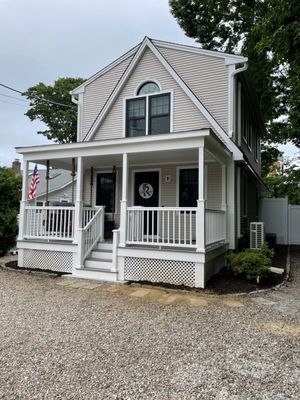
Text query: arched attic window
137 81 160 95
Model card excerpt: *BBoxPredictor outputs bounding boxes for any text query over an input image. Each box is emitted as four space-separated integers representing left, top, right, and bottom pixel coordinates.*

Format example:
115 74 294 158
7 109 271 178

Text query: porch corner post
196 146 206 252
73 156 84 244
18 159 29 241
119 153 128 247
227 159 236 250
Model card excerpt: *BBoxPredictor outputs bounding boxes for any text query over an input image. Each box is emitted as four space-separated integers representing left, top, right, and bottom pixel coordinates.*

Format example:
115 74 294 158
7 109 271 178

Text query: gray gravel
0 249 299 399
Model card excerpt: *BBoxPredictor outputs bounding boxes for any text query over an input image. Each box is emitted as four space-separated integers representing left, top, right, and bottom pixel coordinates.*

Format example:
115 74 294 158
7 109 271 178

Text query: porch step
90 249 112 261
74 267 117 282
96 242 113 251
84 258 113 270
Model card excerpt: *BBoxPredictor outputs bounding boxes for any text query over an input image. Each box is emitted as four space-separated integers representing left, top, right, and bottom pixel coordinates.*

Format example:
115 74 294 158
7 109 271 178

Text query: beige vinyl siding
82 55 134 140
206 162 222 210
158 46 229 133
94 48 211 140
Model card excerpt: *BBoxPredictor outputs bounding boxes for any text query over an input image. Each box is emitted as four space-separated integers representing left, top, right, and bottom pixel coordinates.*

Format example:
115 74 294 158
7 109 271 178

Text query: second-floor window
126 82 171 137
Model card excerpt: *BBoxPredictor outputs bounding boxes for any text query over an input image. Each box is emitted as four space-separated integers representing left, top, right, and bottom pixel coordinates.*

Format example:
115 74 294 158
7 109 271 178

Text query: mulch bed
3 260 64 276
205 245 288 295
4 246 288 295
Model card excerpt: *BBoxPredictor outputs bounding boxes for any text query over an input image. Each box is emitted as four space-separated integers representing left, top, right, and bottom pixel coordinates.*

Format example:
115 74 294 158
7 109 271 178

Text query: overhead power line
0 92 29 103
0 98 27 107
0 83 75 108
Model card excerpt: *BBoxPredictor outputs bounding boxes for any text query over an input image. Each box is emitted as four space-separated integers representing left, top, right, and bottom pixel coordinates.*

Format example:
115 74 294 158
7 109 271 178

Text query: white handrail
78 206 105 267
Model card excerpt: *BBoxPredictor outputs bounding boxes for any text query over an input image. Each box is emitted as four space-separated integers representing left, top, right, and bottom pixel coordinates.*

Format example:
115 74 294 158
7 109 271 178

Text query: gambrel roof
71 37 248 159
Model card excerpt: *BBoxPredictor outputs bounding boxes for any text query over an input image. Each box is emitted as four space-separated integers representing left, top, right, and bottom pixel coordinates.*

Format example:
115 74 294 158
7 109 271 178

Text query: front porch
17 130 234 287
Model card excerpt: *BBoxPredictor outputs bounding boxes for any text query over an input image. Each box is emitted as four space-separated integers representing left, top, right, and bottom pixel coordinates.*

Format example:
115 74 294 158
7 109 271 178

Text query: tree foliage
24 77 85 143
0 168 21 255
261 144 283 177
169 0 300 146
263 160 300 205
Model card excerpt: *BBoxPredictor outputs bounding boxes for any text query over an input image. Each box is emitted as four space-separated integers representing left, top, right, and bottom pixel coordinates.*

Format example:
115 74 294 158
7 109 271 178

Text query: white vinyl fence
260 198 300 245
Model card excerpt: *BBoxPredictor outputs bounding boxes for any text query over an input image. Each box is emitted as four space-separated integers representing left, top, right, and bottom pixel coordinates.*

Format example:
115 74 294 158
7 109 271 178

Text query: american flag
28 164 40 200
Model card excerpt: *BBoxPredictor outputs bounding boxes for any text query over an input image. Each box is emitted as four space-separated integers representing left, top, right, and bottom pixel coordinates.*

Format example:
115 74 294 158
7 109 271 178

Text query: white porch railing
126 207 197 248
24 206 75 240
82 207 98 227
205 209 226 245
78 206 105 265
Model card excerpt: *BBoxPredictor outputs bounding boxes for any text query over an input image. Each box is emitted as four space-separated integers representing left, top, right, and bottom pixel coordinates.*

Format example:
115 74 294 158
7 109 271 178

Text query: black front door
134 171 159 235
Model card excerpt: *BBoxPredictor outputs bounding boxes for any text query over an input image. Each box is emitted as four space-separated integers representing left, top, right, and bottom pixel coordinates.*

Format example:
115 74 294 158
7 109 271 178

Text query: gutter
228 61 248 139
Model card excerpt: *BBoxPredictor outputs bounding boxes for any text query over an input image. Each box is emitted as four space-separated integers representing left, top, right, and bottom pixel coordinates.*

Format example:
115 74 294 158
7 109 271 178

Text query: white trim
152 39 248 64
176 165 198 207
81 37 243 160
18 130 208 161
131 168 161 207
123 89 173 137
135 79 162 95
145 39 243 159
84 39 150 141
71 45 140 95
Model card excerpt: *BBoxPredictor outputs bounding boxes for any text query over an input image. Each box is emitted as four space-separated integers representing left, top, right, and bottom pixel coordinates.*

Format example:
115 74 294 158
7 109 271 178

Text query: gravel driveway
0 248 299 399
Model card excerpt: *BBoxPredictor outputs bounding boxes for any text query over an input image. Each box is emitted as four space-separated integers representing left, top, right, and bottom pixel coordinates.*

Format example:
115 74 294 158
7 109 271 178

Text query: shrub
0 167 21 256
227 243 274 284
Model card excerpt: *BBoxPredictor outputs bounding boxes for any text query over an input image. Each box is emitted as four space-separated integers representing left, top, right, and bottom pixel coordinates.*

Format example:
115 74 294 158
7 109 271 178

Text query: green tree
24 77 85 143
261 144 283 177
169 0 300 146
0 168 21 256
263 160 300 204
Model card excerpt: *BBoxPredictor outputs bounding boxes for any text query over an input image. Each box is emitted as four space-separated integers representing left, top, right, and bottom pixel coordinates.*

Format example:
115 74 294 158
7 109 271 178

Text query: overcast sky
0 0 298 167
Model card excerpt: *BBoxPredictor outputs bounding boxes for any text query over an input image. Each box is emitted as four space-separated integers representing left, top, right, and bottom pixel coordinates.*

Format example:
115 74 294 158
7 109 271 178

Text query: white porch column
227 159 236 249
73 156 84 243
221 164 227 211
119 153 128 247
18 159 29 240
196 146 206 252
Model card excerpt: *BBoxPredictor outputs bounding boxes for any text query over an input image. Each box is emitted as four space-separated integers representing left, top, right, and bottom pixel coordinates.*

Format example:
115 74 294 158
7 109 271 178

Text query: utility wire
0 98 27 107
0 83 75 108
0 92 29 103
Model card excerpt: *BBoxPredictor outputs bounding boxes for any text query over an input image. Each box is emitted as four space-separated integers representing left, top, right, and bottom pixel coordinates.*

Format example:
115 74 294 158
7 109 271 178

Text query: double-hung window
126 82 171 137
178 168 198 208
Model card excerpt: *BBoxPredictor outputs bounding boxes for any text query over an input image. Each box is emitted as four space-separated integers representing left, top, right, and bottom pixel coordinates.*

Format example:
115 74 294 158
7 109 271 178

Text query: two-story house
16 37 263 287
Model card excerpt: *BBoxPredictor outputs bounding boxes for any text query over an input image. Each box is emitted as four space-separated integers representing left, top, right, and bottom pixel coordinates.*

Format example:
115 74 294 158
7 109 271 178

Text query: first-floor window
179 168 198 207
96 173 115 213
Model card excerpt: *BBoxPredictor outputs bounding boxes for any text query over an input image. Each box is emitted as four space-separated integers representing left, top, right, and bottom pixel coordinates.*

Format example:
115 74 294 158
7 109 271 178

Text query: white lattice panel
124 257 195 287
23 249 73 273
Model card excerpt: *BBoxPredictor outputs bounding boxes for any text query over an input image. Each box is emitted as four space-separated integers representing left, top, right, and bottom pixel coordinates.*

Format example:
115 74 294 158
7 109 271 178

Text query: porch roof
16 129 233 169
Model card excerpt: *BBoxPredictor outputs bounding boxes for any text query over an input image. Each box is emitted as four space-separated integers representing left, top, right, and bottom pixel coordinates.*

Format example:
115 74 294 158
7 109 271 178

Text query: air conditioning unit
250 222 265 249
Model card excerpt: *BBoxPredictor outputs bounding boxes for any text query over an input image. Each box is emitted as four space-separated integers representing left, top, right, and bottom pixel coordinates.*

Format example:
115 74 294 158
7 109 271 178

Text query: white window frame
123 89 174 137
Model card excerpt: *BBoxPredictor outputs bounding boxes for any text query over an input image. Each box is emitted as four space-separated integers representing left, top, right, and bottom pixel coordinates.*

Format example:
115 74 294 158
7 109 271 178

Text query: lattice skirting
124 257 196 287
22 249 73 273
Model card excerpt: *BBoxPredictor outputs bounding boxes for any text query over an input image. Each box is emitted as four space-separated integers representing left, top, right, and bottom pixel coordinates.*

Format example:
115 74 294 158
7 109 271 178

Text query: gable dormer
72 38 248 158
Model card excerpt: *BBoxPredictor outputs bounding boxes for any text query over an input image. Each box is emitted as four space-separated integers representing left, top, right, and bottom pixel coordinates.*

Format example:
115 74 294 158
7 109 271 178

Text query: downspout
228 62 248 139
71 93 82 142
